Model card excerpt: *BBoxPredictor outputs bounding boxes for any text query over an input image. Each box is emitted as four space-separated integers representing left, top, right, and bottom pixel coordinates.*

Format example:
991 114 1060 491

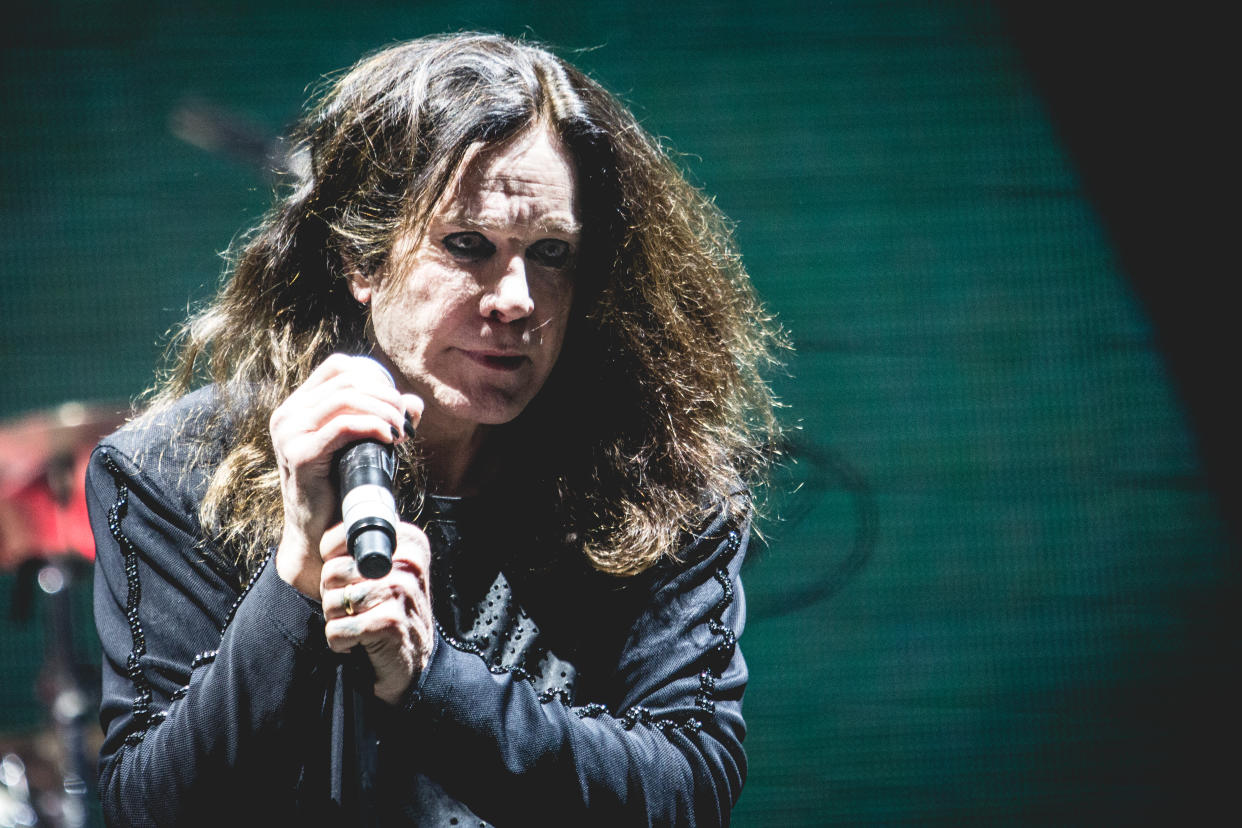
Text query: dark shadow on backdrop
996 2 1236 545
743 433 878 621
996 3 1237 820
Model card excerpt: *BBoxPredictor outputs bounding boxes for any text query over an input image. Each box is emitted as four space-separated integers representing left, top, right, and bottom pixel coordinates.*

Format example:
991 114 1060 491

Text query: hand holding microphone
271 353 432 698
272 353 420 596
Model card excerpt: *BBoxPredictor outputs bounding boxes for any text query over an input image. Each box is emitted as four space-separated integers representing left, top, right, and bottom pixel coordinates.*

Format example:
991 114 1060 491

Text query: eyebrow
439 209 583 238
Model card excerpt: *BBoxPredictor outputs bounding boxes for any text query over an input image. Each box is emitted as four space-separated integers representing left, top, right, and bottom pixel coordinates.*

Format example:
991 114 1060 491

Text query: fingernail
390 425 400 442
404 411 417 439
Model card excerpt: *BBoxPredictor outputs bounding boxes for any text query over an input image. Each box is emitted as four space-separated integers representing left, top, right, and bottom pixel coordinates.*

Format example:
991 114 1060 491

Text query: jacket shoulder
93 385 230 519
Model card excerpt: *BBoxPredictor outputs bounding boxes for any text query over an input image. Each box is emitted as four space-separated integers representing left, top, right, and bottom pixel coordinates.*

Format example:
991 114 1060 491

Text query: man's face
351 127 580 442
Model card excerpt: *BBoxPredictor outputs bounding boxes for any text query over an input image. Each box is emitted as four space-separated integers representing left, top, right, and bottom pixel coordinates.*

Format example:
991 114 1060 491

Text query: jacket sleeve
399 512 750 827
87 444 334 827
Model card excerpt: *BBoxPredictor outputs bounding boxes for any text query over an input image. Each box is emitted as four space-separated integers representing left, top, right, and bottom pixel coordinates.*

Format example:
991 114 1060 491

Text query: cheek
368 289 432 360
538 280 575 332
552 289 576 347
375 268 472 330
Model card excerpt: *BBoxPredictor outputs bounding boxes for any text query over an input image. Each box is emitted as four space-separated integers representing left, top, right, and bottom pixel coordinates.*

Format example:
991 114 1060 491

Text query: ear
345 259 374 305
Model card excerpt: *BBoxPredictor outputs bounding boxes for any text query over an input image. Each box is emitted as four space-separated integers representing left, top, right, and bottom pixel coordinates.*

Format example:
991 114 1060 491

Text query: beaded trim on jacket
101 451 159 745
101 449 274 735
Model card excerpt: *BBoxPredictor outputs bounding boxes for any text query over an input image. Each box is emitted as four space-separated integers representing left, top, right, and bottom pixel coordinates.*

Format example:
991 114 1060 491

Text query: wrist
275 530 321 599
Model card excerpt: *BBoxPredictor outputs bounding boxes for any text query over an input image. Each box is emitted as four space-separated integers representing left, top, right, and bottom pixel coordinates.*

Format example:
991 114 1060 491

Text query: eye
442 232 495 261
527 238 573 269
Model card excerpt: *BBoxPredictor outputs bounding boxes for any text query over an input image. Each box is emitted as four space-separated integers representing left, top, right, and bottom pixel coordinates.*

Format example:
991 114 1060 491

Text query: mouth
461 350 528 372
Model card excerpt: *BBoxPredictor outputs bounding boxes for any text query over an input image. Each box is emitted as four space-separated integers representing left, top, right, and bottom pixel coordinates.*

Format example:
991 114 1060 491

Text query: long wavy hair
151 33 786 578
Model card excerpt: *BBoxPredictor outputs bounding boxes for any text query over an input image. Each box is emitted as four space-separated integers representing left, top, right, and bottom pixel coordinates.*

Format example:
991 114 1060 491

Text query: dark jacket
87 386 749 826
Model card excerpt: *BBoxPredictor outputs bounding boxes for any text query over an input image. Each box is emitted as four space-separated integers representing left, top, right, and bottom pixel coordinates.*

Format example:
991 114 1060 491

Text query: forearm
88 446 333 826
389 519 750 825
403 635 746 825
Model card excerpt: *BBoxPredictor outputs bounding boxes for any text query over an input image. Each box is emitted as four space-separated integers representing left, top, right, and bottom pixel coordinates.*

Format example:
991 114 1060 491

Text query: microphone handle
338 440 397 578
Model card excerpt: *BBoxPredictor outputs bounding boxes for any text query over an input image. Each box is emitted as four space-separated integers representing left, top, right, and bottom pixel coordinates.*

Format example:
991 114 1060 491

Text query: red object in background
0 401 127 570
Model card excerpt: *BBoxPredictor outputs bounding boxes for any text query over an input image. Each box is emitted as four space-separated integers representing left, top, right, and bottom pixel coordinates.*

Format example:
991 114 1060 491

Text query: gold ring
343 591 355 617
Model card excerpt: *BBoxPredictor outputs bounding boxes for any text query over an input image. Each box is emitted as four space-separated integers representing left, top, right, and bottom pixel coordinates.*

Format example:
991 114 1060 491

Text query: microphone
335 358 399 579
338 440 397 578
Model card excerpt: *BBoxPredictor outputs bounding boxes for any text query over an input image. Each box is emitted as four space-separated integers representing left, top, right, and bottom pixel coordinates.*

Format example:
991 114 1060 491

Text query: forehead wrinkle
474 171 570 193
434 127 581 237
441 174 581 236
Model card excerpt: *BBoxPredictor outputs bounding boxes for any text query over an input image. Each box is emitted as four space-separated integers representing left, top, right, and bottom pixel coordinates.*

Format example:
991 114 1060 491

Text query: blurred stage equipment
169 96 308 180
1 401 127 828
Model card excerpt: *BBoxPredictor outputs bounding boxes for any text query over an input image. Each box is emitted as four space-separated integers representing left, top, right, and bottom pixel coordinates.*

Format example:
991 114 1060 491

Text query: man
90 33 784 826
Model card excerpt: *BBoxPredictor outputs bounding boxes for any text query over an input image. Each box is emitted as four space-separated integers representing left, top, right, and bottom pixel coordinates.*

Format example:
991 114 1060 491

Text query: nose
480 255 535 323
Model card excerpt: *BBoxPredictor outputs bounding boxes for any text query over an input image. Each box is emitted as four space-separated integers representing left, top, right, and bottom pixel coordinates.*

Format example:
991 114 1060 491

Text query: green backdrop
2 1 1233 824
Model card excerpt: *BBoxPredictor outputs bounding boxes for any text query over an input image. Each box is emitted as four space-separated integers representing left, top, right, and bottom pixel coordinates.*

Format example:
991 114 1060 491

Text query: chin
475 399 534 426
442 388 536 427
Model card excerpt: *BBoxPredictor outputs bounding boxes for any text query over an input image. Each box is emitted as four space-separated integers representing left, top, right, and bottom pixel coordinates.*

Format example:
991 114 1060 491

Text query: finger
296 352 356 391
401 394 424 437
322 580 399 649
389 523 432 574
321 542 358 571
300 390 404 432
279 355 403 423
324 579 371 622
303 353 393 392
393 521 430 551
282 414 400 471
325 558 427 619
324 584 432 656
271 392 403 469
320 552 360 592
319 522 350 563
323 535 429 601
283 377 404 440
278 356 418 447
325 613 364 652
